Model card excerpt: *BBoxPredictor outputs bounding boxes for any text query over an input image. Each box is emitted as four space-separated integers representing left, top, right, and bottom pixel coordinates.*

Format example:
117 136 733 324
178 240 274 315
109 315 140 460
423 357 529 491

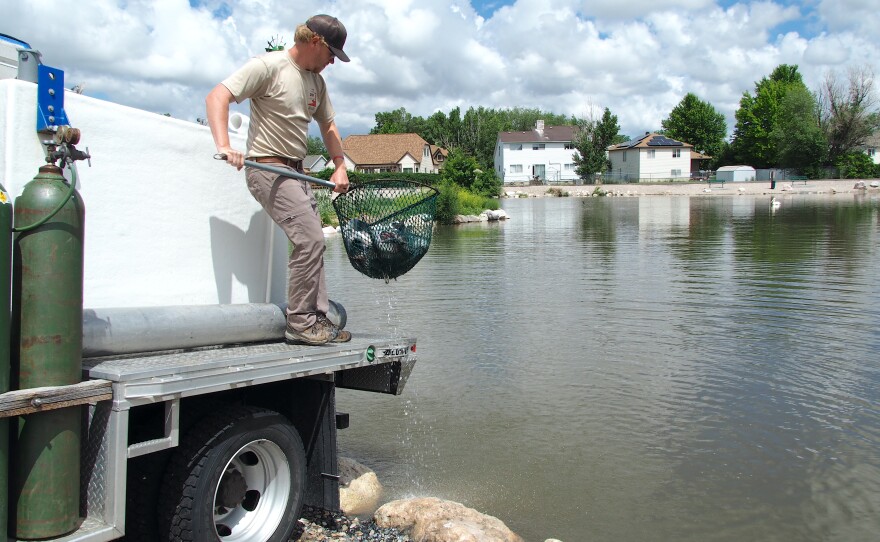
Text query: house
303 154 328 173
862 132 879 165
607 133 693 182
341 133 447 174
494 121 578 184
716 165 756 183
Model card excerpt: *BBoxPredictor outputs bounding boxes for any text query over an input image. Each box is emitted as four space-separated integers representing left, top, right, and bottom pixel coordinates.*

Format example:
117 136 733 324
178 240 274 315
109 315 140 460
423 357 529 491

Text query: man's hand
218 146 245 170
331 165 349 194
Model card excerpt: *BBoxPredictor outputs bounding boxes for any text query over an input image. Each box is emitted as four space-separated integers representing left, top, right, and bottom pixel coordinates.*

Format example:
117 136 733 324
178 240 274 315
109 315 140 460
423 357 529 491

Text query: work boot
285 317 338 345
318 314 352 343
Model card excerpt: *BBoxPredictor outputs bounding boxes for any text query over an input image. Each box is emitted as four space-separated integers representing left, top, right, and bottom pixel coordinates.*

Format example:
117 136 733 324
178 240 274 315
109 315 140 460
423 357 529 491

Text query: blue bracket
37 63 68 131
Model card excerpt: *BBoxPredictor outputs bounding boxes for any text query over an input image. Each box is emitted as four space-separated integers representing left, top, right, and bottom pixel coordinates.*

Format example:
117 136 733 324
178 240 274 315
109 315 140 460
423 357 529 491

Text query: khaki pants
245 166 328 332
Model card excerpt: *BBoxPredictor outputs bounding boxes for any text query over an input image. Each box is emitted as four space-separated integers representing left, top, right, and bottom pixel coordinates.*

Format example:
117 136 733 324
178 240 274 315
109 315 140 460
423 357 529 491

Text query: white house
494 121 579 184
862 132 879 165
607 133 693 182
716 165 757 183
303 154 328 173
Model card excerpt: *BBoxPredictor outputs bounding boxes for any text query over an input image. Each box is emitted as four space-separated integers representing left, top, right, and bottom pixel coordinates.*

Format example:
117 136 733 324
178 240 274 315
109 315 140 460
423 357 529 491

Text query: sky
3 0 879 142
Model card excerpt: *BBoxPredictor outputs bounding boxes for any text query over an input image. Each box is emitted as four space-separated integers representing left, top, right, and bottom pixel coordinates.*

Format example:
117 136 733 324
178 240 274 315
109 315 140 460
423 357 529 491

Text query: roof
608 133 694 151
342 133 447 166
497 125 576 144
862 131 880 148
716 165 756 172
303 154 326 169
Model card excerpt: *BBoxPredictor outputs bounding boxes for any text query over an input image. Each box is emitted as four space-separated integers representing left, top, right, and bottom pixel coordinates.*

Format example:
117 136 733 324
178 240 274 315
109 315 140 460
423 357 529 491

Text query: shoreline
502 178 878 198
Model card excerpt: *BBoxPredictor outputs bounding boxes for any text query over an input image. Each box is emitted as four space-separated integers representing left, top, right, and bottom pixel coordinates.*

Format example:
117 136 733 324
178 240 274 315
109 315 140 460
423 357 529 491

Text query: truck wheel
158 406 306 542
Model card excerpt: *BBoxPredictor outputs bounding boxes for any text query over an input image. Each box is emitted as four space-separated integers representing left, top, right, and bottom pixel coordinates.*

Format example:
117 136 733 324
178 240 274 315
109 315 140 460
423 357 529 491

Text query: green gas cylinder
0 182 12 541
11 164 85 539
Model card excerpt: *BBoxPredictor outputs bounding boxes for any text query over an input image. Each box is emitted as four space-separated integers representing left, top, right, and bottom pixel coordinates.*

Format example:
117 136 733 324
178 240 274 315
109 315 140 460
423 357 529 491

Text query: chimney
536 120 544 132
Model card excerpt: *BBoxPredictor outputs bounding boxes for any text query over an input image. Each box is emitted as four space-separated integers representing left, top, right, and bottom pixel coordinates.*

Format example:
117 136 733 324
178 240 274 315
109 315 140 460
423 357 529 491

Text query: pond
325 193 880 542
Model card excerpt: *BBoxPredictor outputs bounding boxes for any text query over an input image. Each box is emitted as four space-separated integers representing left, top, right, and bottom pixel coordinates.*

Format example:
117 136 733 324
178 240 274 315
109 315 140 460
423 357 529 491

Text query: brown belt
253 156 303 169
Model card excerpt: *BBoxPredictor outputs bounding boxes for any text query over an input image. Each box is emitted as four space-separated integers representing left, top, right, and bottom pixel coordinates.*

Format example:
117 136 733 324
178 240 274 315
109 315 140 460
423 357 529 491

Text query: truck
0 35 417 542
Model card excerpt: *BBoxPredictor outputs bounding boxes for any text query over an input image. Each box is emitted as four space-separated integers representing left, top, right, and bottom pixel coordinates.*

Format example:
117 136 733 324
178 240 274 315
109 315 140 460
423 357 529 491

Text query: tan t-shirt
221 50 335 160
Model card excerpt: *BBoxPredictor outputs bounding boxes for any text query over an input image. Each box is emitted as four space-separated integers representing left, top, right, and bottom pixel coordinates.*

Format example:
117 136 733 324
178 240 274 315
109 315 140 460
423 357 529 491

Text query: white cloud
2 0 878 140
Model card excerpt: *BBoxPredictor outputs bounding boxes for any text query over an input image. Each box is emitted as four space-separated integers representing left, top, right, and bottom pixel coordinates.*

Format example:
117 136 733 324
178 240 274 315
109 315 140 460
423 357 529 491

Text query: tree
732 64 807 168
307 136 327 157
818 66 880 163
661 93 727 160
371 107 418 134
572 107 620 183
835 151 879 179
771 85 827 172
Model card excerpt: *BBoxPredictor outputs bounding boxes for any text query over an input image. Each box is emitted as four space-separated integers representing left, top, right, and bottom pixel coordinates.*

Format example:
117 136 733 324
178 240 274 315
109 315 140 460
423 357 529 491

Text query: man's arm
319 119 350 193
206 84 245 169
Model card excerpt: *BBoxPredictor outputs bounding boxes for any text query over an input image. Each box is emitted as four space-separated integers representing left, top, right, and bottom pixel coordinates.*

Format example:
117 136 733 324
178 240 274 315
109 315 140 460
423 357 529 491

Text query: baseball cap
306 15 350 62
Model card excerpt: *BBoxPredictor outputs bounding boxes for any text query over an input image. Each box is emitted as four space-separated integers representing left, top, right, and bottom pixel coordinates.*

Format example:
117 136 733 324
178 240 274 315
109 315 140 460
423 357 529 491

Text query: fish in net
332 180 439 282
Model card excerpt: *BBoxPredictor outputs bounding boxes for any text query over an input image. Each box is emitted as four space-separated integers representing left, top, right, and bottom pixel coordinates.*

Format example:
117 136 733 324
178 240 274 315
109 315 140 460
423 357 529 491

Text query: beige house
342 133 447 174
607 133 694 182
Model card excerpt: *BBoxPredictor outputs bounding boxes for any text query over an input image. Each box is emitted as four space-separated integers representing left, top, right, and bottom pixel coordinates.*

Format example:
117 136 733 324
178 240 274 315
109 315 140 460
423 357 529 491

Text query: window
869 148 876 157
672 148 681 158
510 144 522 151
424 147 429 157
510 164 523 173
403 167 413 173
671 169 681 177
647 149 656 159
533 144 545 150
564 163 576 171
564 143 574 150
623 151 627 162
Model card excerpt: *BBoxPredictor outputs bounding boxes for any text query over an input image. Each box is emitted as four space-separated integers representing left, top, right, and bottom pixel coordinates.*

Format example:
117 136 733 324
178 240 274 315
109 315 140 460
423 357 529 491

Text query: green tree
771 85 827 171
819 66 880 163
835 151 879 178
573 107 620 183
661 93 727 159
307 136 327 157
732 64 807 168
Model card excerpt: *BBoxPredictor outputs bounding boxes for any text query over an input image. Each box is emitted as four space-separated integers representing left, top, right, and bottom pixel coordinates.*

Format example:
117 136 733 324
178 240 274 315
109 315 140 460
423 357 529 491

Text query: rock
338 457 383 515
854 181 868 189
482 209 510 221
374 497 524 542
871 181 880 188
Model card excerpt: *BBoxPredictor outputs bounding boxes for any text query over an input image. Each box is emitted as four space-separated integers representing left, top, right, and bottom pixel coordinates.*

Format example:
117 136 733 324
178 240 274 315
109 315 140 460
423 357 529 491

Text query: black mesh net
332 180 439 281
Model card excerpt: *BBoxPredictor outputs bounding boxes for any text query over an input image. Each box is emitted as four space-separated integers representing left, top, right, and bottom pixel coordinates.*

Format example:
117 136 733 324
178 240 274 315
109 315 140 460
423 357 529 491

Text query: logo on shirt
308 88 317 109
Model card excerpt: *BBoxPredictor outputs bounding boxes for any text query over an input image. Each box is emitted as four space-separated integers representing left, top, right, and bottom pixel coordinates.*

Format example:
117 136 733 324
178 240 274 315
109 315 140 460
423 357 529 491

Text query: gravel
291 506 412 542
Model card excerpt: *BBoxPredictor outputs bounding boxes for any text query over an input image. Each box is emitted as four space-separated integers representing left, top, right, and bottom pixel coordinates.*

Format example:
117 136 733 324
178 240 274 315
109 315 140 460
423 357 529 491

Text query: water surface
325 194 880 542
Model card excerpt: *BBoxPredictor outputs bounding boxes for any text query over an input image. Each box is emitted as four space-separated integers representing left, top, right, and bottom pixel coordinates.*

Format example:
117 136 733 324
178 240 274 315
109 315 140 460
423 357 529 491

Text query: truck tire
158 406 306 542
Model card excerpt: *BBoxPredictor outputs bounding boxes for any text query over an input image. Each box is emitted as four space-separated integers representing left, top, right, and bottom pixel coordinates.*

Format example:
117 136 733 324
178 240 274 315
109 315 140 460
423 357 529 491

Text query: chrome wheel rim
213 439 291 540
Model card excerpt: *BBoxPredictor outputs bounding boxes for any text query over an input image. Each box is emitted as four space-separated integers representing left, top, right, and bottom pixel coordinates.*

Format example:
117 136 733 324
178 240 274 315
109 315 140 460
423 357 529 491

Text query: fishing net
333 180 439 281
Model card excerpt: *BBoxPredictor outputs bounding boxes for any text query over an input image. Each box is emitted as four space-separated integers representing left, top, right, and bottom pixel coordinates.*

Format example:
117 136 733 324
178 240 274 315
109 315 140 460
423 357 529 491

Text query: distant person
206 14 351 345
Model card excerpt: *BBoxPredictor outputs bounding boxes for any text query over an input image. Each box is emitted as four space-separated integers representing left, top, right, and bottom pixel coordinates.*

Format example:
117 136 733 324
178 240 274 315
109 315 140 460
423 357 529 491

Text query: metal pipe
213 154 336 189
82 301 347 357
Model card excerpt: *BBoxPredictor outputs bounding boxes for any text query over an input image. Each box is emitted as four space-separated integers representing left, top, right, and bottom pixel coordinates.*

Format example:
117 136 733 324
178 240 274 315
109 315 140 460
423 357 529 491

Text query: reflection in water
325 194 880 541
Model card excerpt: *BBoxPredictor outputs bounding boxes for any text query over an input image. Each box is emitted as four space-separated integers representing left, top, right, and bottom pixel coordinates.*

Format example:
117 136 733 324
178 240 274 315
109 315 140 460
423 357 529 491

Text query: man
206 14 351 345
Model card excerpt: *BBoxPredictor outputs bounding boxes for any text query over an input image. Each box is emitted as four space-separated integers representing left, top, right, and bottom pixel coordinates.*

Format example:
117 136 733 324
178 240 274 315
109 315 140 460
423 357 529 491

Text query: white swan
770 197 781 209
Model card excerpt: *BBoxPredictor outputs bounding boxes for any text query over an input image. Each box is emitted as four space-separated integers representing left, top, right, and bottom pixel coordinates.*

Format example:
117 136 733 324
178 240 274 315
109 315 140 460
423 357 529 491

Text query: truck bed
83 333 416 406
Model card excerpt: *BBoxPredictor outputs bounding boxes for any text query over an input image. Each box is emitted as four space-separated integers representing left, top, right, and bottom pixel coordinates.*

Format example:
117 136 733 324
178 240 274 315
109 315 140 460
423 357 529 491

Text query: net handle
214 154 336 189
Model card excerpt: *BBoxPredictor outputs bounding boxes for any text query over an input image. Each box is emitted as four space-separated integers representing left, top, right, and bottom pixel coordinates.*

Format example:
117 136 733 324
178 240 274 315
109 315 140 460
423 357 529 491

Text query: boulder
374 497 524 542
338 457 383 515
482 209 510 221
871 181 879 188
854 181 868 189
